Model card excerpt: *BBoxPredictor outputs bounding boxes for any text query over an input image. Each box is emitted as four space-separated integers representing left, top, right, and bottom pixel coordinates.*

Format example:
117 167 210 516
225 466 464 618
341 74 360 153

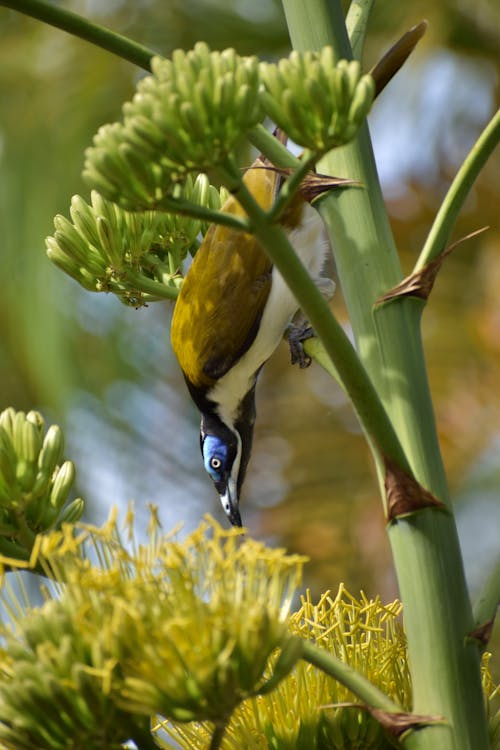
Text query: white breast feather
211 204 328 429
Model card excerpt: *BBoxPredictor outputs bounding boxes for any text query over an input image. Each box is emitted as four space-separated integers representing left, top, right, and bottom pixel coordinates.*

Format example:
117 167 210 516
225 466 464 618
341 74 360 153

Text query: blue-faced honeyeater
170 155 329 526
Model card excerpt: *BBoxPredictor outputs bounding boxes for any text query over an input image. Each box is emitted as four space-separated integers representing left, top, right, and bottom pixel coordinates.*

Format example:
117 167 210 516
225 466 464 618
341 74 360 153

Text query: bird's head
200 421 241 527
199 388 256 527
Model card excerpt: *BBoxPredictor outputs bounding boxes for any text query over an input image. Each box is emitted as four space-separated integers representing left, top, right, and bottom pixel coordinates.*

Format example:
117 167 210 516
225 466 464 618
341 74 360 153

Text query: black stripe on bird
171 154 343 527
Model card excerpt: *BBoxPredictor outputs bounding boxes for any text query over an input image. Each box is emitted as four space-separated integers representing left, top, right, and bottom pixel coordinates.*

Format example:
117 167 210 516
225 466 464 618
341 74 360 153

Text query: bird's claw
287 323 315 368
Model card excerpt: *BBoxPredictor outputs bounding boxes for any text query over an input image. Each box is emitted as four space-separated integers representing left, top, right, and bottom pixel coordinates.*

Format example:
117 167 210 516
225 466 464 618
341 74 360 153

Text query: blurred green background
0 0 499 653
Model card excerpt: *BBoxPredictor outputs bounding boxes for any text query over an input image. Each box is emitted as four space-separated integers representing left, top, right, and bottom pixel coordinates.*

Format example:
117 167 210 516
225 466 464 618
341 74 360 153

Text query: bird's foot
287 276 333 368
287 322 315 368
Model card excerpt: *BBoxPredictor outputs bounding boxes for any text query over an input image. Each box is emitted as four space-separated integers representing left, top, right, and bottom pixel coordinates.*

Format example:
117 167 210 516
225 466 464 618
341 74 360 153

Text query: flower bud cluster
0 408 83 560
46 178 225 305
260 48 375 153
84 43 262 209
0 597 151 750
72 44 376 307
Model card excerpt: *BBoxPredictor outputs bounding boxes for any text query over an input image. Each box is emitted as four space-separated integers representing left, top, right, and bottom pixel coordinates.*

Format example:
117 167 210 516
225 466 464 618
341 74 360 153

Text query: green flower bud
0 409 84 557
348 73 377 129
83 121 167 208
45 237 100 292
260 48 375 154
0 598 151 750
14 419 41 492
48 461 75 514
38 425 64 480
0 425 18 490
55 497 85 526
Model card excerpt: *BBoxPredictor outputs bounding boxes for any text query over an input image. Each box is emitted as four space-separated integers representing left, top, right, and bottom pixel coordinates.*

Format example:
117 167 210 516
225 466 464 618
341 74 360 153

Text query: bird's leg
287 319 315 368
287 275 335 368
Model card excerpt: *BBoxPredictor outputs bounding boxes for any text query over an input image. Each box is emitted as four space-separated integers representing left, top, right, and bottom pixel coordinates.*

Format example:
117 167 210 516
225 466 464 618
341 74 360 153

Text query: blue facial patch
202 435 228 481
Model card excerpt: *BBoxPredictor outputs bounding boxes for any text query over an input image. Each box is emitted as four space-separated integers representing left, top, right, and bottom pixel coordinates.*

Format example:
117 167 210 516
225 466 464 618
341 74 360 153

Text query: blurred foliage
0 0 499 669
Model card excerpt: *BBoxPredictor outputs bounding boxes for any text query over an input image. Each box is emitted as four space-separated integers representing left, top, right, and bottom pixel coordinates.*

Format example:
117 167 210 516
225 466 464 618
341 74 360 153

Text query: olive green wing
171 223 272 389
171 158 279 390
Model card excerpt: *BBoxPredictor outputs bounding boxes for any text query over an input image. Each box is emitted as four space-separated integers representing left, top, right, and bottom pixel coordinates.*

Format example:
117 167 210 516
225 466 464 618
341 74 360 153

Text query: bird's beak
220 478 242 527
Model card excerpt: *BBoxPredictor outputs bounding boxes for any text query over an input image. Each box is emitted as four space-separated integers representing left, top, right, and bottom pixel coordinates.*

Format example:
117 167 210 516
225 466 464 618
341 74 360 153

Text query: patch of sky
370 50 497 199
455 433 500 592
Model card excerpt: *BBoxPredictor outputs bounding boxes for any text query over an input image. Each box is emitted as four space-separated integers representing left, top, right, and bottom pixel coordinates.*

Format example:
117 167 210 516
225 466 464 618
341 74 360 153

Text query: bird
170 148 337 527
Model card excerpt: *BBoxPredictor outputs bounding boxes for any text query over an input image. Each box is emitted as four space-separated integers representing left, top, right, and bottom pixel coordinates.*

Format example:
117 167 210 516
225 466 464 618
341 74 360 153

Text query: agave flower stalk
279 1 496 748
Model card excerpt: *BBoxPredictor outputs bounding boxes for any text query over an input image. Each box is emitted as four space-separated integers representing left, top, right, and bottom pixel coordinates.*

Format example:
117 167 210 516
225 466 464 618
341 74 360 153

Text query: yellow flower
0 511 305 748
161 585 409 750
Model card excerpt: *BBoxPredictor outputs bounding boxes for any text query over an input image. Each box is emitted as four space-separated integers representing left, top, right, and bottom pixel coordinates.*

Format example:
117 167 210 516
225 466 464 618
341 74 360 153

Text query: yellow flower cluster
0 511 304 749
0 511 497 750
162 585 410 750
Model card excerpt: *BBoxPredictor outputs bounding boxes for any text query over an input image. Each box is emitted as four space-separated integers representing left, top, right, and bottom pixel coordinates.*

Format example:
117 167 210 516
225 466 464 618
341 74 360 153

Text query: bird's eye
202 435 228 480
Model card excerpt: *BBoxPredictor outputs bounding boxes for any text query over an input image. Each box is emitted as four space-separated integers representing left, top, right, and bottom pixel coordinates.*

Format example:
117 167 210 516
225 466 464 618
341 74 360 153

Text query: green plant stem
473 556 500 631
156 197 250 233
282 0 352 60
267 150 317 222
125 271 179 301
282 1 490 748
303 336 343 386
15 515 36 551
345 0 375 60
209 722 227 750
301 639 400 712
416 108 500 271
232 171 410 475
0 537 30 563
247 124 302 168
0 0 155 71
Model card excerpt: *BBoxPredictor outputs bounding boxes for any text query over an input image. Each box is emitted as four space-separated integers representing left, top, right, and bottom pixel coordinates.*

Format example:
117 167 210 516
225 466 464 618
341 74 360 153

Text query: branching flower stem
416 108 500 271
281 1 493 749
230 166 411 476
345 0 375 60
248 125 302 169
0 0 155 71
266 150 317 222
155 196 250 233
209 721 228 750
300 639 400 713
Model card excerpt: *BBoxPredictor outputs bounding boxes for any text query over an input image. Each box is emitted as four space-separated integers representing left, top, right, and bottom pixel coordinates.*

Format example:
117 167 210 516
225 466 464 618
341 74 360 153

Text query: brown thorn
377 226 489 305
468 617 495 648
319 702 445 739
370 707 446 738
384 458 446 521
301 172 361 203
371 21 429 100
244 164 359 203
